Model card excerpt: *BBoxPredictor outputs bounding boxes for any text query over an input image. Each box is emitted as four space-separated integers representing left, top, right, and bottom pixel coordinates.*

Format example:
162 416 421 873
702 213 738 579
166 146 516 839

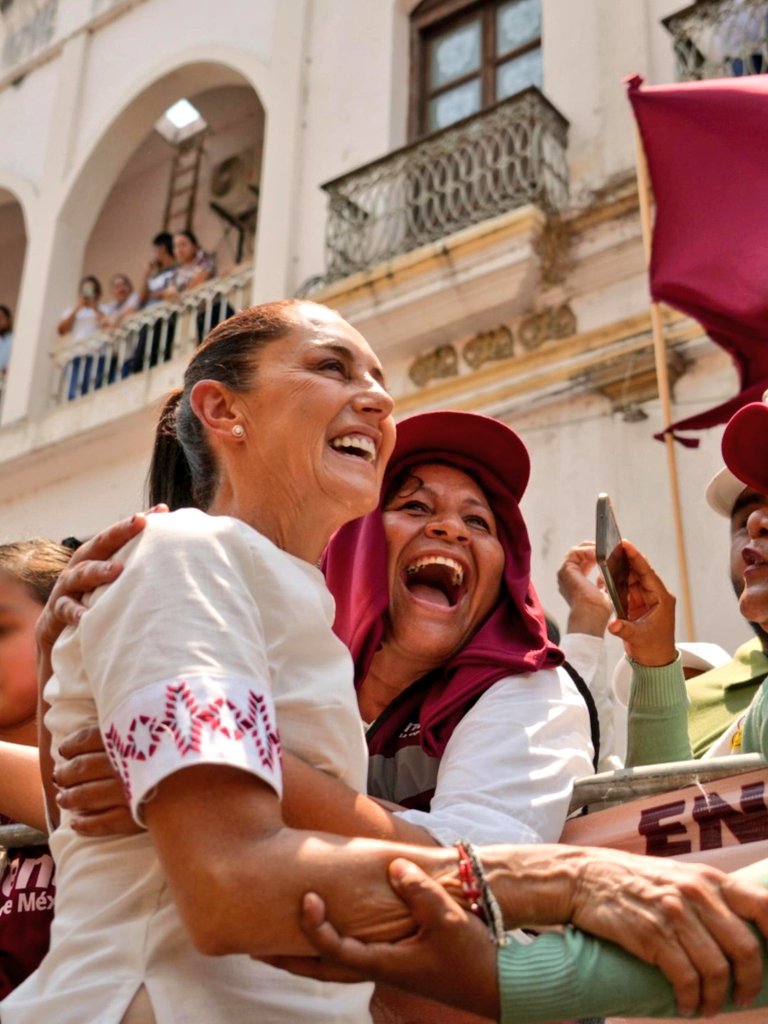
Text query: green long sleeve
742 680 768 759
625 655 693 766
499 910 768 1022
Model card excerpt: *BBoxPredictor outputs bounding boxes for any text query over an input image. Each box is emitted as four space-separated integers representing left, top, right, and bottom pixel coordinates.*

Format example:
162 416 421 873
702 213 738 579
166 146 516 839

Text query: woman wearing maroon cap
319 411 592 848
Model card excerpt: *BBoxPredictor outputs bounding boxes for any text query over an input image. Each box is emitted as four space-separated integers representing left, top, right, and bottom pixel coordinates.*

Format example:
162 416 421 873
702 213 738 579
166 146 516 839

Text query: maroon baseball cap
721 400 768 493
391 410 530 503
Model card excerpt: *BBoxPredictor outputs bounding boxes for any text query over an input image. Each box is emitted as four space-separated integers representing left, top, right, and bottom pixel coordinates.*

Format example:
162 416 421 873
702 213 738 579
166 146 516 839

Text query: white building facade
0 0 758 653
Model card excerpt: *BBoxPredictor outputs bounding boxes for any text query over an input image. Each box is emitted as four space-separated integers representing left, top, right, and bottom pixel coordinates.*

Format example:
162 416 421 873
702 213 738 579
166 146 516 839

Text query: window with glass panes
409 0 542 138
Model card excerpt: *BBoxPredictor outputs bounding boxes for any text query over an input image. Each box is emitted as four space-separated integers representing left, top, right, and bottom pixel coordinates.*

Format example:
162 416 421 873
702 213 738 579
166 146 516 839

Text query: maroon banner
627 74 768 444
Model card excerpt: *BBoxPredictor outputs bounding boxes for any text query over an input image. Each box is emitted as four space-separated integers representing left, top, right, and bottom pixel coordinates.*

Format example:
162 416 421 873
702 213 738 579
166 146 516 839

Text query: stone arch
0 173 33 329
57 51 269 286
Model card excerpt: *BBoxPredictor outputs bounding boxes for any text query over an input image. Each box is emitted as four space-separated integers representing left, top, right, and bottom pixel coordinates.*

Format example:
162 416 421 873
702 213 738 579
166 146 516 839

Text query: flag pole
633 123 696 640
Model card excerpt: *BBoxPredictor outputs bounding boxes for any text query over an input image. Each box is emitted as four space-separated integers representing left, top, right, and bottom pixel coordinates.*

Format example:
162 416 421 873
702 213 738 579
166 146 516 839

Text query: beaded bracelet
455 839 508 946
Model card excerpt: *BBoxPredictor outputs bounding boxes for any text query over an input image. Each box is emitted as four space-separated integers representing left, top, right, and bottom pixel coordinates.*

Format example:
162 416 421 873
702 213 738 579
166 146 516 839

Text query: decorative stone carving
584 348 688 411
463 325 515 370
518 303 576 351
408 345 459 388
409 304 577 387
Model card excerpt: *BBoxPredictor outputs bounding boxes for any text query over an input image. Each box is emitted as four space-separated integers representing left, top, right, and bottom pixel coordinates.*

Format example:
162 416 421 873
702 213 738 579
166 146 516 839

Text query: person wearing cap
600 401 768 768
319 410 595 844
687 463 768 756
719 399 768 760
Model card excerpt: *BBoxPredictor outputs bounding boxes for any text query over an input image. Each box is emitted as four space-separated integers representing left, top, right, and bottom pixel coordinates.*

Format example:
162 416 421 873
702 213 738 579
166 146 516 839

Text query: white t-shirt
394 666 595 845
60 304 108 343
2 510 371 1024
102 291 140 321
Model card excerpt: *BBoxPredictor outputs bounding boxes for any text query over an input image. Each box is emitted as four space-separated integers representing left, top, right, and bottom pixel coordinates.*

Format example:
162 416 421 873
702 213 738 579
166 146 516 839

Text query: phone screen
595 494 629 618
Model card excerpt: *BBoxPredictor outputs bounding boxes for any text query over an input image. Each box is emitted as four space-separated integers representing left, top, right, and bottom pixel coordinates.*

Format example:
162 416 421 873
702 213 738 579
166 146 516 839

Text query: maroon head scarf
322 410 562 757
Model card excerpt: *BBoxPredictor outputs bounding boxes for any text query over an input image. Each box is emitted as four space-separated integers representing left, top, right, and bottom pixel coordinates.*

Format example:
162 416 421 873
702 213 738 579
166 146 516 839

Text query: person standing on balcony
56 276 108 343
0 305 13 396
138 232 177 308
56 277 109 400
162 230 216 299
102 274 140 329
126 233 179 376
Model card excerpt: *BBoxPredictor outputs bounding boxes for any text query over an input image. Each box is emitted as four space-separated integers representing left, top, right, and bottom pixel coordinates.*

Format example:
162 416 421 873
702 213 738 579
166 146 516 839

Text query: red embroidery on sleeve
104 680 280 801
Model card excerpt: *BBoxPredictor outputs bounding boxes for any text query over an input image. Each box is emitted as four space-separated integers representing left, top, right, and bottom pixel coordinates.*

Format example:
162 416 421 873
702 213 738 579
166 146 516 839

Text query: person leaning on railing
161 230 235 342
123 232 179 376
56 276 110 399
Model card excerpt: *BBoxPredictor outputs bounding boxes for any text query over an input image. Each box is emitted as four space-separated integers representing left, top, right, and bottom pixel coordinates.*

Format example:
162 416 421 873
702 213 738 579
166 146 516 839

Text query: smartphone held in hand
595 493 630 619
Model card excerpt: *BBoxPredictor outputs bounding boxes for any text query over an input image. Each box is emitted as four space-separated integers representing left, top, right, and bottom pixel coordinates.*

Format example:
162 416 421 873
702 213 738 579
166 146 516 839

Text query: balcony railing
51 264 253 407
317 87 569 285
664 0 768 81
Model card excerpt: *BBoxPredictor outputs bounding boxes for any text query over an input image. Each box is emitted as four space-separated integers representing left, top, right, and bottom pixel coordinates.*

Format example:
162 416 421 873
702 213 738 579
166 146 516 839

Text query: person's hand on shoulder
37 506 168 685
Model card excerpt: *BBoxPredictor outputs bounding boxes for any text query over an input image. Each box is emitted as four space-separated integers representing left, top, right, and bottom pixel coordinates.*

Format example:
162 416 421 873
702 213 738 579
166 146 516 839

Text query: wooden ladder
162 133 206 234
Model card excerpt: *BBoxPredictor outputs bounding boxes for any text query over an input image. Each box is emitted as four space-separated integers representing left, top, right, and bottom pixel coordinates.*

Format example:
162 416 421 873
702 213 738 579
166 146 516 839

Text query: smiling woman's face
381 462 505 667
233 306 396 532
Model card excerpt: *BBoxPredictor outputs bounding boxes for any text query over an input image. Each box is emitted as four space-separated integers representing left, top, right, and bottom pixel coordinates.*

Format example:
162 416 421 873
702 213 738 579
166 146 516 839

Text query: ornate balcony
50 264 253 407
316 87 568 286
664 0 768 81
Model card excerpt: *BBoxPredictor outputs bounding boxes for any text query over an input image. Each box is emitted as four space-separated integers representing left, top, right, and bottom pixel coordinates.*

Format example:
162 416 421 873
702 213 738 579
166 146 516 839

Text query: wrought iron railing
317 87 569 285
50 264 253 406
664 0 768 80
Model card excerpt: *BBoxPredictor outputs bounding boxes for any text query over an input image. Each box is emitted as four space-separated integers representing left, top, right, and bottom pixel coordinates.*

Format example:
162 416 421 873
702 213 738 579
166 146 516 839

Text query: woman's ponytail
146 388 198 509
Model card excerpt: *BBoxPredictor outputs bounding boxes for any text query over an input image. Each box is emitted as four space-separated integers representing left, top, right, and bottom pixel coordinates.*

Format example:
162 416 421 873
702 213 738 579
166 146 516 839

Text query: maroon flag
628 73 768 445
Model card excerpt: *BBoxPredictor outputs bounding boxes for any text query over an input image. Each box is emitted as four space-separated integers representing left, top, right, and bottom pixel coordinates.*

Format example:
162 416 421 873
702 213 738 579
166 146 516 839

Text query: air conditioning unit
209 148 259 222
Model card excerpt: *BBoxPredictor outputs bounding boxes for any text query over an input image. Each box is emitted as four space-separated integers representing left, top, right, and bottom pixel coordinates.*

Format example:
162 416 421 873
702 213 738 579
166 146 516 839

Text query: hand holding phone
595 493 630 619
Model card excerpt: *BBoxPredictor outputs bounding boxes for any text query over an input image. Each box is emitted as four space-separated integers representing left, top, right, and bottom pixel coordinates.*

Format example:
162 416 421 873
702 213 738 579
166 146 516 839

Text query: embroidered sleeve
104 674 281 819
77 512 284 821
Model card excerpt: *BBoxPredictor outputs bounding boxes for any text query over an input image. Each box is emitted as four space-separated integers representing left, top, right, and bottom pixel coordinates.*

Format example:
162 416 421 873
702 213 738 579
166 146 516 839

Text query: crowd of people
56 230 218 399
1 299 768 1023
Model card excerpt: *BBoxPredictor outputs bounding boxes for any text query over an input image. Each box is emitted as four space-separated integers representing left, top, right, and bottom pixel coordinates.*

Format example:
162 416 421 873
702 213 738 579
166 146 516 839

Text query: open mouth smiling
403 556 466 608
743 546 768 572
330 434 377 463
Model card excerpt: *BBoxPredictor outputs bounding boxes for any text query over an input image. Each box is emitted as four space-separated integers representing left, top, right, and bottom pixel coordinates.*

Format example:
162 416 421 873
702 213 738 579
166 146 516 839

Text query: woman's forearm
144 763 458 959
281 750 437 845
0 741 46 831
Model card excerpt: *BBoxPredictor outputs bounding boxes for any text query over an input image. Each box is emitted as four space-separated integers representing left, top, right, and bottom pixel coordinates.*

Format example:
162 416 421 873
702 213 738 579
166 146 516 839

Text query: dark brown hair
0 539 72 605
147 300 318 510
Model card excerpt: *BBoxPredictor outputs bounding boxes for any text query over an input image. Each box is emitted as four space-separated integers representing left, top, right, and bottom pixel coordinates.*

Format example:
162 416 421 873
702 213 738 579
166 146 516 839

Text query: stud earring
232 424 245 438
